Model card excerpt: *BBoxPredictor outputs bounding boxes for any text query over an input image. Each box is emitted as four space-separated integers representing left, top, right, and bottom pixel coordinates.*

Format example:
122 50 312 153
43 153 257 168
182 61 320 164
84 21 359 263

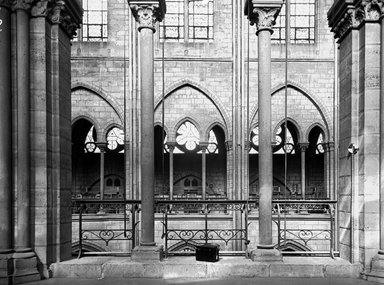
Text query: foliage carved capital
129 3 165 32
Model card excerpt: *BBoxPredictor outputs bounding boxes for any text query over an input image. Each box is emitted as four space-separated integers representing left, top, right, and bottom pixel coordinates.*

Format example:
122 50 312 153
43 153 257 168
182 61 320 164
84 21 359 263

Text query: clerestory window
75 0 108 42
272 0 315 44
160 0 214 42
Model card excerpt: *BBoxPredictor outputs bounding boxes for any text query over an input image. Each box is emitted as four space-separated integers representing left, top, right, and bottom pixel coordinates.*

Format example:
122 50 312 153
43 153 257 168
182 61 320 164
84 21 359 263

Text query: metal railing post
77 202 83 259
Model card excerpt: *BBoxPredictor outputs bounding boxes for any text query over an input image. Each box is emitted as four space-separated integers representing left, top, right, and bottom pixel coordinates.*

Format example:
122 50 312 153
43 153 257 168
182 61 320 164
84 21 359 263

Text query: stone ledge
50 256 362 279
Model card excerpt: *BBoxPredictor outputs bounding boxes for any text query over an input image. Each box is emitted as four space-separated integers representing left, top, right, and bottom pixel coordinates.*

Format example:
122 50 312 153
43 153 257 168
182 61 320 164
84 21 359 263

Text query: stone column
0 1 13 282
128 0 165 260
201 142 208 200
96 142 108 200
14 1 32 254
11 1 40 282
245 0 283 262
368 3 384 281
328 142 335 200
96 142 107 215
167 143 175 200
226 141 233 199
323 143 330 198
299 143 309 200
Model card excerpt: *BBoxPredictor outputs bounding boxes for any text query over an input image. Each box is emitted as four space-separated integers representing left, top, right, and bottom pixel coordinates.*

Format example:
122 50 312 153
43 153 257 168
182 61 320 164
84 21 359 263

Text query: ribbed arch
155 79 230 134
72 82 124 123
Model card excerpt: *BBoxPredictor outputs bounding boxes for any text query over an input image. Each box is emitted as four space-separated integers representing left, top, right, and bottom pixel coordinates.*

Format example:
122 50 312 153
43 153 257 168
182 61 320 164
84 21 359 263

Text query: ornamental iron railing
73 199 141 258
72 198 337 258
273 200 337 257
156 199 257 257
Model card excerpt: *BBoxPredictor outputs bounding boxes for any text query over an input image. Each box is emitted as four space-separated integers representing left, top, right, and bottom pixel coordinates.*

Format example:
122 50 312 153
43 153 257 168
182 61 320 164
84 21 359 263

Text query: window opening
160 0 214 41
207 130 218 154
159 0 184 40
316 133 324 154
106 179 113 186
272 0 315 44
274 124 296 154
176 121 200 152
84 126 100 153
188 0 214 41
250 126 259 154
81 0 108 42
106 127 124 152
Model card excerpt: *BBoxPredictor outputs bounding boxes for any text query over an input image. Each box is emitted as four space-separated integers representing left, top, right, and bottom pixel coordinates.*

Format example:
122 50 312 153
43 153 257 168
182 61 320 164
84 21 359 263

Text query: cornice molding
128 1 166 32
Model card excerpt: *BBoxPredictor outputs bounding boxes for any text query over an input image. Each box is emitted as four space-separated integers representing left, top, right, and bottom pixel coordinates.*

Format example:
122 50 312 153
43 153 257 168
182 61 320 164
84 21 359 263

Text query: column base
364 250 384 283
12 249 40 284
131 245 163 261
0 250 13 285
250 244 283 262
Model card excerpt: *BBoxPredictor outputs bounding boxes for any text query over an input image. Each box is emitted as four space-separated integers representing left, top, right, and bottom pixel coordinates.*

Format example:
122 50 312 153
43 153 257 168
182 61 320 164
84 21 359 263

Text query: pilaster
328 0 382 273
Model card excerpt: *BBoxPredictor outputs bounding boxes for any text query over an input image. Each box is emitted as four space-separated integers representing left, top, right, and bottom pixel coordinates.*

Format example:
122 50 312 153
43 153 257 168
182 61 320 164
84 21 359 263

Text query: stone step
50 256 362 279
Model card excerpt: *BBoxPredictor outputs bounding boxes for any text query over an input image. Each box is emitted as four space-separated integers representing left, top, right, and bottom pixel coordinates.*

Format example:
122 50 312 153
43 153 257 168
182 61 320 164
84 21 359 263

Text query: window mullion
184 0 189 43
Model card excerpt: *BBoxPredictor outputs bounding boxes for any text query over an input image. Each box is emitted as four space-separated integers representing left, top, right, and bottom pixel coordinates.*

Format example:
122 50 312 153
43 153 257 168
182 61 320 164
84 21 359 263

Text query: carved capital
253 7 281 33
361 0 384 21
299 142 309 151
328 0 384 41
49 0 64 24
331 7 364 40
47 0 81 39
245 0 283 33
225 140 233 151
166 142 176 152
128 1 165 32
200 142 209 152
11 0 34 11
0 0 12 8
31 0 48 17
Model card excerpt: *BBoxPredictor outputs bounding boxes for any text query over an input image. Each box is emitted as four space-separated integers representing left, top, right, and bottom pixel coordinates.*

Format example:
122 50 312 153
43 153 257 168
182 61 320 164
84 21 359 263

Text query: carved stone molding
31 0 48 17
0 0 12 8
11 0 34 11
244 0 283 33
361 0 384 21
328 0 384 41
251 7 281 33
129 2 165 32
47 0 81 39
331 7 364 40
225 140 233 151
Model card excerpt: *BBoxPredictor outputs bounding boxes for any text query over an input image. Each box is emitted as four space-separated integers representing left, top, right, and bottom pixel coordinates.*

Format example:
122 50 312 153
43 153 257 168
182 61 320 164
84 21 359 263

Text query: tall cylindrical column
140 27 155 245
257 28 273 246
328 142 335 200
168 143 175 200
299 143 308 200
380 16 384 253
129 1 165 258
323 143 330 198
201 143 208 200
0 4 12 253
16 7 31 251
245 0 283 261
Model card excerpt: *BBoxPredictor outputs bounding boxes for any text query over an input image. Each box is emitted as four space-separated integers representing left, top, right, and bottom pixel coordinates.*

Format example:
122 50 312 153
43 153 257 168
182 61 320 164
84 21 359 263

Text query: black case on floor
195 243 220 262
